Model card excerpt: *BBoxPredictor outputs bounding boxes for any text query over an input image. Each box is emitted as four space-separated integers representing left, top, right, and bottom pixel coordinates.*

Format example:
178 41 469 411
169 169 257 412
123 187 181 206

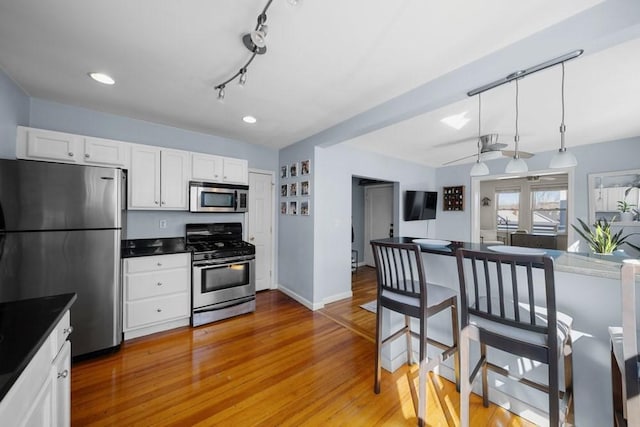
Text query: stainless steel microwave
189 181 249 213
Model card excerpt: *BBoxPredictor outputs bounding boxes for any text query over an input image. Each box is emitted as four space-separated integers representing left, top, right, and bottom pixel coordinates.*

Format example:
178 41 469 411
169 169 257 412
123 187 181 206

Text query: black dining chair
370 241 459 427
455 248 574 426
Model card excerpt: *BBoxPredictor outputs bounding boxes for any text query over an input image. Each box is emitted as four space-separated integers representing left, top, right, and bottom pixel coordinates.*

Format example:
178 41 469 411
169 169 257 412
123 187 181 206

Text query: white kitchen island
374 237 633 427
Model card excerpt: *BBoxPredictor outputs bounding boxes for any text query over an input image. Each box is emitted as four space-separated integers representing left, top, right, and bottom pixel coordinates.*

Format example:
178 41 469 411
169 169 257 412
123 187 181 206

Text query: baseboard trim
276 284 324 311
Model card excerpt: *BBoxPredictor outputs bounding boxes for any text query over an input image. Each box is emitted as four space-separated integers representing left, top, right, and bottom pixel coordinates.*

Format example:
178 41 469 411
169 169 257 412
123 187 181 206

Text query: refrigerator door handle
100 177 115 180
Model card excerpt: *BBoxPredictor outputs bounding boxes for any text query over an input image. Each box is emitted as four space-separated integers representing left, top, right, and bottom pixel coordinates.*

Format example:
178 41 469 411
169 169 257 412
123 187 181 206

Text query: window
496 191 520 232
531 188 567 233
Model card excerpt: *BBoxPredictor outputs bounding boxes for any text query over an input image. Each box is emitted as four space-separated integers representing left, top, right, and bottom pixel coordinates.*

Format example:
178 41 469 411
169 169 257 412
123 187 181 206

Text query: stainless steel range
186 223 256 327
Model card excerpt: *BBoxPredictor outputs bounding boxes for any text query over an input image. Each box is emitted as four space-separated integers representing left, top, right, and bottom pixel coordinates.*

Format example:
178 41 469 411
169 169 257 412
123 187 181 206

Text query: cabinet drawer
125 293 190 330
124 253 190 274
125 268 189 300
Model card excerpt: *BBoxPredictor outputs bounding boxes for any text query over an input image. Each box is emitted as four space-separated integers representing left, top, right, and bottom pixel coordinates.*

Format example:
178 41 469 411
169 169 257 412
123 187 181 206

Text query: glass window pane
496 191 519 230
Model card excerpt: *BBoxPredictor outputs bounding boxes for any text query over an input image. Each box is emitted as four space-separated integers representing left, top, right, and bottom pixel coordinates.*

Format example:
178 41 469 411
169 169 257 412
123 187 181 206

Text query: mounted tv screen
404 191 437 221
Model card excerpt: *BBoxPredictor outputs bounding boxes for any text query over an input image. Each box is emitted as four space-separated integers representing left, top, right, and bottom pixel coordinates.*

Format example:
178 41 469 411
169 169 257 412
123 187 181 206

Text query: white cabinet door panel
125 293 190 330
191 153 223 182
222 157 248 184
125 269 189 301
83 137 129 167
25 129 80 163
160 149 190 209
129 145 161 209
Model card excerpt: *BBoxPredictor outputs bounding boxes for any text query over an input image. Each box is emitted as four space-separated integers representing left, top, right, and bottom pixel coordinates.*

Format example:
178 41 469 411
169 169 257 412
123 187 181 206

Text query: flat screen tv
404 190 437 221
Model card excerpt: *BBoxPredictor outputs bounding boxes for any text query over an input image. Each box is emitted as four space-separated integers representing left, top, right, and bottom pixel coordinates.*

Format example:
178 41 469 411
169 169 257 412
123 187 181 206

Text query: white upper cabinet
18 127 81 163
128 145 190 210
191 153 248 184
17 126 130 168
191 153 224 181
83 136 129 168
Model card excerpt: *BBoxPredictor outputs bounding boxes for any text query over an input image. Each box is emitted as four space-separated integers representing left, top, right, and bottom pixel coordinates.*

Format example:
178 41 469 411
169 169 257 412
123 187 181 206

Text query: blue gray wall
0 70 29 158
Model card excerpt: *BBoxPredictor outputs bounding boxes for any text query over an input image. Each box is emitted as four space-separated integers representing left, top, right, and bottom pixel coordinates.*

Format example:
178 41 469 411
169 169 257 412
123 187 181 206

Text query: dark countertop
373 237 630 279
0 293 76 402
121 237 190 258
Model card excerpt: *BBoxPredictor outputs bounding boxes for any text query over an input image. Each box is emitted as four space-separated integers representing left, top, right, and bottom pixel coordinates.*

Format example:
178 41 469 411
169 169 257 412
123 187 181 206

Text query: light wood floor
71 266 534 426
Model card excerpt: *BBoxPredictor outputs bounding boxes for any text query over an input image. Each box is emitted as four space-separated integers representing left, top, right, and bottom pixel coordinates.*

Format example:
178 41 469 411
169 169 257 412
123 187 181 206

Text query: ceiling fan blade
432 136 478 149
442 153 477 166
501 150 534 159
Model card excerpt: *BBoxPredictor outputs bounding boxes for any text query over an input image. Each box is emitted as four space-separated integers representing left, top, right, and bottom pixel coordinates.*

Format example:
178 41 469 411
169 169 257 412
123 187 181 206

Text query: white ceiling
0 0 638 166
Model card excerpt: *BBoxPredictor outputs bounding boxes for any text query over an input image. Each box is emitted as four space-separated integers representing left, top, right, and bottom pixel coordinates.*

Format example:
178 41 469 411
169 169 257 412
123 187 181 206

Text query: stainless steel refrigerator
0 159 124 358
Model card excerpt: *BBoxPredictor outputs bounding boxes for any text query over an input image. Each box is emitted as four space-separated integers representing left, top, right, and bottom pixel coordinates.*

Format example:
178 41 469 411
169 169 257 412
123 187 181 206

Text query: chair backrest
370 241 426 316
455 248 557 349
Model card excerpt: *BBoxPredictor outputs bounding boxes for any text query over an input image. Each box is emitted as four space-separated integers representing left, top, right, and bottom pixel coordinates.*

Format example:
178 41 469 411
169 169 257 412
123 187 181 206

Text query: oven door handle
193 257 255 268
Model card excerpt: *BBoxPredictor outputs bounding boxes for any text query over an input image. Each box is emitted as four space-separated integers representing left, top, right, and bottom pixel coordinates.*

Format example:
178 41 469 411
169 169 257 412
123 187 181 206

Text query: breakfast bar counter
373 237 633 426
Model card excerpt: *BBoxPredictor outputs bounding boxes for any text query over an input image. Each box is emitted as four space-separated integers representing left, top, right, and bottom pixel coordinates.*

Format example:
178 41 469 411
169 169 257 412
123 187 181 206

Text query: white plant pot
619 211 634 223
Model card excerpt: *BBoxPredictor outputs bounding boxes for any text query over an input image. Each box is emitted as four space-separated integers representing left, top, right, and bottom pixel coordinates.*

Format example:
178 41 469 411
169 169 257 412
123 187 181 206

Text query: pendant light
505 78 528 174
470 93 489 176
549 62 578 168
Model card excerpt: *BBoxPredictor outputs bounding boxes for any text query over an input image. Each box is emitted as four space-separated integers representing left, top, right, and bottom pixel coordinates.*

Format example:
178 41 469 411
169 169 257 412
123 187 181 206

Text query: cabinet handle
68 152 74 157
250 237 255 241
58 370 69 379
154 201 159 205
64 326 74 335
156 308 162 313
161 201 165 205
157 262 162 267
157 282 162 286
85 153 90 158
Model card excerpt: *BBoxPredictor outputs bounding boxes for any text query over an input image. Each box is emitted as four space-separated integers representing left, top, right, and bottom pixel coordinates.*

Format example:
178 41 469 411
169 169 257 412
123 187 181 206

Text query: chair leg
564 336 574 425
481 342 489 407
406 315 414 365
459 326 472 427
374 303 383 394
549 350 560 427
417 314 427 427
450 300 460 391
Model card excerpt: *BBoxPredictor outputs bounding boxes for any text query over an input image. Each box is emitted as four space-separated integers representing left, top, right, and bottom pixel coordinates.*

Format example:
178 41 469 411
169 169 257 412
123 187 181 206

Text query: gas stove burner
186 222 255 260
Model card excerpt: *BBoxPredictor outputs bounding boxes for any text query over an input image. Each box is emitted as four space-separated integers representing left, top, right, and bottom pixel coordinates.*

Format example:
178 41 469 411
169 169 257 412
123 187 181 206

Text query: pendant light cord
476 93 482 161
559 62 567 151
514 79 520 158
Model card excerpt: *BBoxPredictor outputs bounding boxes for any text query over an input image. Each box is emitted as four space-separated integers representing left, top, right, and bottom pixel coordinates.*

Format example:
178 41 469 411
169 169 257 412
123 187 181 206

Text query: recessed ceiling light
88 72 115 85
242 115 257 124
440 112 470 130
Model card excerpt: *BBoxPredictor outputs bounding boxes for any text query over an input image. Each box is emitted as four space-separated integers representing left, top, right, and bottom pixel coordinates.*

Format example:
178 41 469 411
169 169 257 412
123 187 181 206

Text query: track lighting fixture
214 0 299 101
470 93 490 176
549 62 578 168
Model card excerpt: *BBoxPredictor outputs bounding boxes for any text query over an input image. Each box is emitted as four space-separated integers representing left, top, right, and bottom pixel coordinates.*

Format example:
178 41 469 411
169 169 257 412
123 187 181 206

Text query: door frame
248 168 276 290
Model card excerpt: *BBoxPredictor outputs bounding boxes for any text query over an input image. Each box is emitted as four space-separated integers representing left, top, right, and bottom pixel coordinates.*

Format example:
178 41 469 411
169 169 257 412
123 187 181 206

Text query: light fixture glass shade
239 70 247 86
505 157 528 174
549 149 577 168
251 25 268 48
470 161 489 176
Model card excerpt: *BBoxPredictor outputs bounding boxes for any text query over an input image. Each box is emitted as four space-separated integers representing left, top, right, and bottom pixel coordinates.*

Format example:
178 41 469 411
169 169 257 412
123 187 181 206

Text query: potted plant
572 217 640 254
617 198 637 223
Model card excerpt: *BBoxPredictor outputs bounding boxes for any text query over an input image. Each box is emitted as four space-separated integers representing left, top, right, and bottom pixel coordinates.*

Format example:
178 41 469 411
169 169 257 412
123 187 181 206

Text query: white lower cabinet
0 311 72 427
123 253 191 339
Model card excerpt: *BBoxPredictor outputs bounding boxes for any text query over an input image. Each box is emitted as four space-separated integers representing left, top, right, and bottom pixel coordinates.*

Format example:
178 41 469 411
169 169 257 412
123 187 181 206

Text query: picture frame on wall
301 199 310 216
301 180 310 196
301 159 311 175
290 162 298 177
289 200 298 215
280 184 288 197
289 182 297 197
280 166 288 179
280 201 287 215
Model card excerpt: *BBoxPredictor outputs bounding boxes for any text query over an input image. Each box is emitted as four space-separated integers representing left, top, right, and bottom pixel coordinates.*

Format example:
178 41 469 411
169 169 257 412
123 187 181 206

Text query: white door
364 185 393 266
248 171 274 291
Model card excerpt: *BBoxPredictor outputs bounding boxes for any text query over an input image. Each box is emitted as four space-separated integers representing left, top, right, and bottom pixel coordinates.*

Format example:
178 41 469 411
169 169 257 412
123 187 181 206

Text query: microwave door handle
234 191 238 211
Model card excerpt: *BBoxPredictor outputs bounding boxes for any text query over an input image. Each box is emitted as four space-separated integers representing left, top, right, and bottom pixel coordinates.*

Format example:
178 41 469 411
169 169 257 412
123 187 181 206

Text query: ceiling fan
441 133 534 166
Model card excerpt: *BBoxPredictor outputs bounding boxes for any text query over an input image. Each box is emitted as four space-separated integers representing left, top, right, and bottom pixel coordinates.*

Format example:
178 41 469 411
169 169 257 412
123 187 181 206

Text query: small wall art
289 162 298 178
280 166 288 179
300 199 310 216
301 180 310 196
301 159 311 175
289 200 298 215
289 182 297 197
280 184 288 197
280 201 287 215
